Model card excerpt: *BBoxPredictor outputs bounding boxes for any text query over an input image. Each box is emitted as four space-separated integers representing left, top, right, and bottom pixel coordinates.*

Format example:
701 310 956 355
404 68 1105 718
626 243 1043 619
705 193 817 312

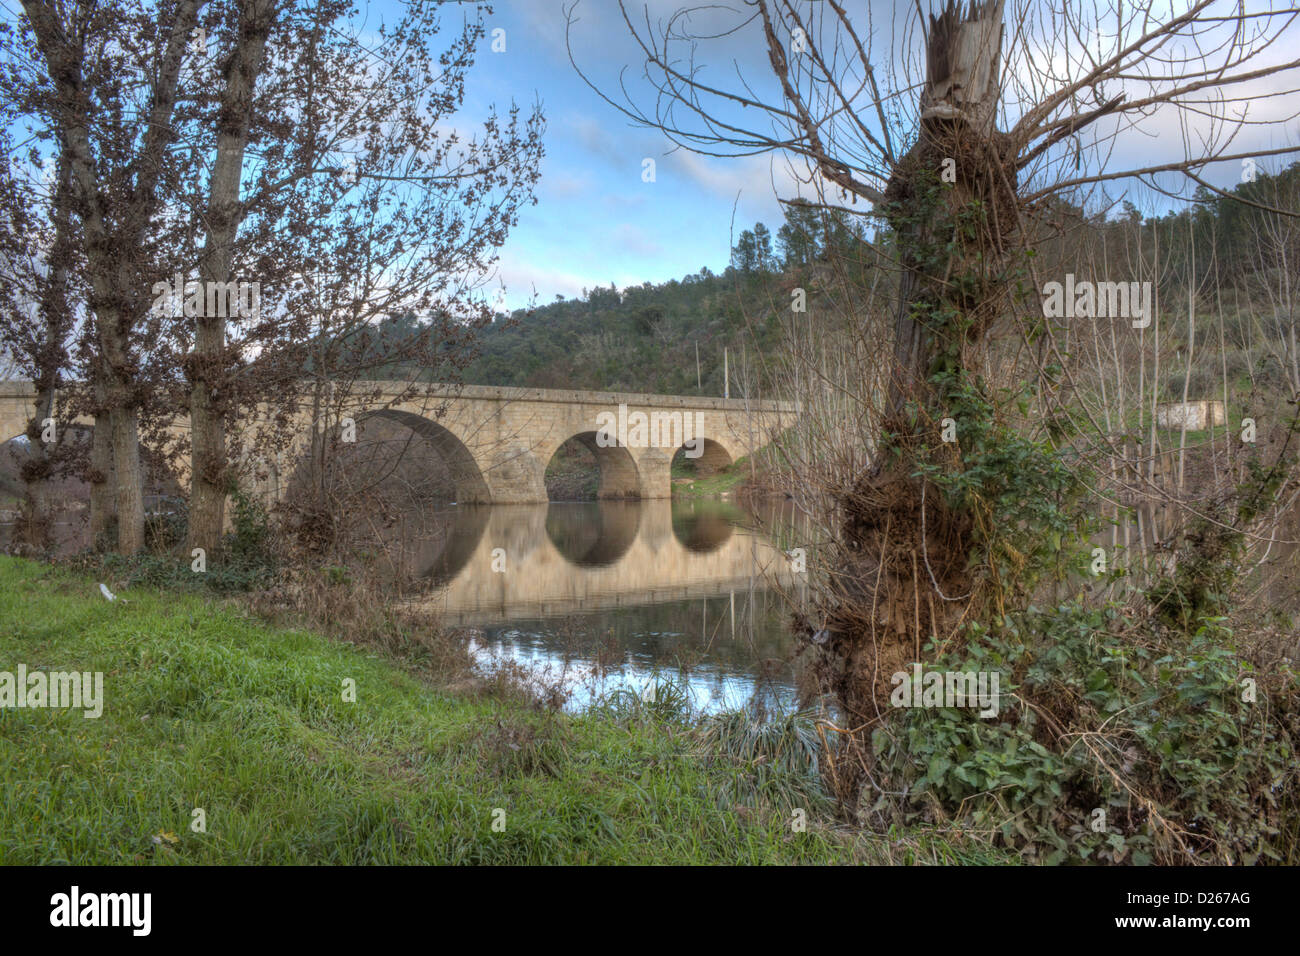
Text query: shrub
698 707 831 815
869 603 1296 864
226 489 273 563
144 496 188 549
588 677 695 727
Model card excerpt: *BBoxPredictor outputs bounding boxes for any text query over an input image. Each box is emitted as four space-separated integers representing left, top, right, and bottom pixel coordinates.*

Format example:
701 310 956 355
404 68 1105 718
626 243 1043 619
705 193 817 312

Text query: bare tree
0 120 82 546
11 0 208 553
163 2 544 557
3 0 542 560
166 0 541 556
183 0 279 554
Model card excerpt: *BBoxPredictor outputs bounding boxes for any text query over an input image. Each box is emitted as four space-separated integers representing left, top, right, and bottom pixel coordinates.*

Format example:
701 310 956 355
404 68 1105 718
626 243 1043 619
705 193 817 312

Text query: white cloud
672 151 794 207
609 222 663 257
492 258 596 308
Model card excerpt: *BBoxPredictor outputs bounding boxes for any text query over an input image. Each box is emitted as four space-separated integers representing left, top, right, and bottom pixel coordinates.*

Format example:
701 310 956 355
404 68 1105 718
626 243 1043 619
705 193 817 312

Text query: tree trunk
187 0 276 555
22 0 204 556
188 318 228 551
17 148 75 550
89 410 115 547
96 311 146 553
816 0 1014 814
884 0 1008 422
17 388 55 549
109 398 146 554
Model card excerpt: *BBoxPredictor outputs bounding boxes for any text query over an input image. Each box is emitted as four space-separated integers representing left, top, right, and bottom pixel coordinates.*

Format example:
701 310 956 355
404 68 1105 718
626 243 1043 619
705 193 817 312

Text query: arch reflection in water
545 501 641 567
670 499 739 554
412 505 491 587
415 499 804 714
421 499 793 626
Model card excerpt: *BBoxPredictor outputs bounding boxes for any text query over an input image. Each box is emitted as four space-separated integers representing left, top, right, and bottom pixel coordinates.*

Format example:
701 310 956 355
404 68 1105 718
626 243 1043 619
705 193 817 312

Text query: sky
4 0 1296 315
440 0 801 311
427 0 1300 312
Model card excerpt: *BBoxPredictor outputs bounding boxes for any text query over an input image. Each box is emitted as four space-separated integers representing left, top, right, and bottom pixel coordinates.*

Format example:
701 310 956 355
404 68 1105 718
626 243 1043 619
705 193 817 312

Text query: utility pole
723 347 729 399
695 341 701 391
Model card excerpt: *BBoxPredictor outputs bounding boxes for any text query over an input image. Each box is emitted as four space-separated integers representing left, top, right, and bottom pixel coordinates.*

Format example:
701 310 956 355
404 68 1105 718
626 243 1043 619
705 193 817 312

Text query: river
399 498 809 714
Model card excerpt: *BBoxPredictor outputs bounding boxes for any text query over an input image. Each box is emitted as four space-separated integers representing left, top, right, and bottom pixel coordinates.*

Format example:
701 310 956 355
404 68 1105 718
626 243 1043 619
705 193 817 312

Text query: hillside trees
731 221 776 272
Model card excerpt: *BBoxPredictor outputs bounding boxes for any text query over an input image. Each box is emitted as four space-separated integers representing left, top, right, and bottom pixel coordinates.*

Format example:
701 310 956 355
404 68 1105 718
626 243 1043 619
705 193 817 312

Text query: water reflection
671 499 736 553
545 501 641 567
409 505 489 587
407 498 805 713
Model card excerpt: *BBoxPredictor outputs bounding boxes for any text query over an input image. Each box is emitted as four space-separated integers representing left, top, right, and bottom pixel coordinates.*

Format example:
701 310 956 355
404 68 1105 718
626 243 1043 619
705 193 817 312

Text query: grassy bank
0 556 995 864
671 456 753 497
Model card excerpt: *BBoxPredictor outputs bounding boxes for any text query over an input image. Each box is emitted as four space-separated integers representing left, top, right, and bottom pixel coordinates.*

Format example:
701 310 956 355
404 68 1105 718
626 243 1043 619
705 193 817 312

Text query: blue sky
7 0 1292 315
439 0 1300 311
453 0 796 310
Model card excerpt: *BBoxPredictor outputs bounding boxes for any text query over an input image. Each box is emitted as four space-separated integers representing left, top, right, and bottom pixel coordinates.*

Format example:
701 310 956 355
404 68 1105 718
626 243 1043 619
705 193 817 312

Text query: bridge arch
357 408 491 504
545 431 641 500
672 437 733 476
0 380 802 510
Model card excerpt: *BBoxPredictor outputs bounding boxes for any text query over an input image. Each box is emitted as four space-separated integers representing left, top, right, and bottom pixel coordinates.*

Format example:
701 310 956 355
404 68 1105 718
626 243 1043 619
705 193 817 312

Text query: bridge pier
631 447 672 499
481 444 548 504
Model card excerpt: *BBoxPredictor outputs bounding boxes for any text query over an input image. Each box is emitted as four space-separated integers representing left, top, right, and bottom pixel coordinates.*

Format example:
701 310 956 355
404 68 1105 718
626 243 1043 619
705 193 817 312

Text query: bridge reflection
405 499 799 627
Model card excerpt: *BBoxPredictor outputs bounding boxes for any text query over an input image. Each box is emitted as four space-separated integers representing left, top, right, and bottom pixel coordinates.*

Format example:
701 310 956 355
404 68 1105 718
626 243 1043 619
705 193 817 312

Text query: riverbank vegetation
0 556 1013 865
577 0 1300 866
671 454 752 498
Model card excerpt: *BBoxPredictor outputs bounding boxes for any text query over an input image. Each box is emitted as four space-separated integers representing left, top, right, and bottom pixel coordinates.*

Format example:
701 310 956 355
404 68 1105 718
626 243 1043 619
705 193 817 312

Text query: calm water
402 499 808 713
10 491 1296 712
0 495 811 713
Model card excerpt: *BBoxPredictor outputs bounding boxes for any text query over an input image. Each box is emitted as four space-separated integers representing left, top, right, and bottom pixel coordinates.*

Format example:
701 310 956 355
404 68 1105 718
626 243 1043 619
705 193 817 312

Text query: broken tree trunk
885 0 1011 420
814 0 1018 813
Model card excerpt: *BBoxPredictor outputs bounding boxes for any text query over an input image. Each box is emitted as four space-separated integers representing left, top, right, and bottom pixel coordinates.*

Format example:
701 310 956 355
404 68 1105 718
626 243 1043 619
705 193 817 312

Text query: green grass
671 456 751 497
0 555 1001 864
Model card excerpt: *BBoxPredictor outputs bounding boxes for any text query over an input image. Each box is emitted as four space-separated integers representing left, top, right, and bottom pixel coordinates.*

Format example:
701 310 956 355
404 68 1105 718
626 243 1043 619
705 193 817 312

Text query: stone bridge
0 380 798 505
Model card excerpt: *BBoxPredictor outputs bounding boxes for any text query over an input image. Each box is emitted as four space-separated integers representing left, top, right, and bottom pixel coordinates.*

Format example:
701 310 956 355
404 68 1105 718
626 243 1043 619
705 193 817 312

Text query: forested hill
461 269 780 397
459 205 864 397
459 160 1300 398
